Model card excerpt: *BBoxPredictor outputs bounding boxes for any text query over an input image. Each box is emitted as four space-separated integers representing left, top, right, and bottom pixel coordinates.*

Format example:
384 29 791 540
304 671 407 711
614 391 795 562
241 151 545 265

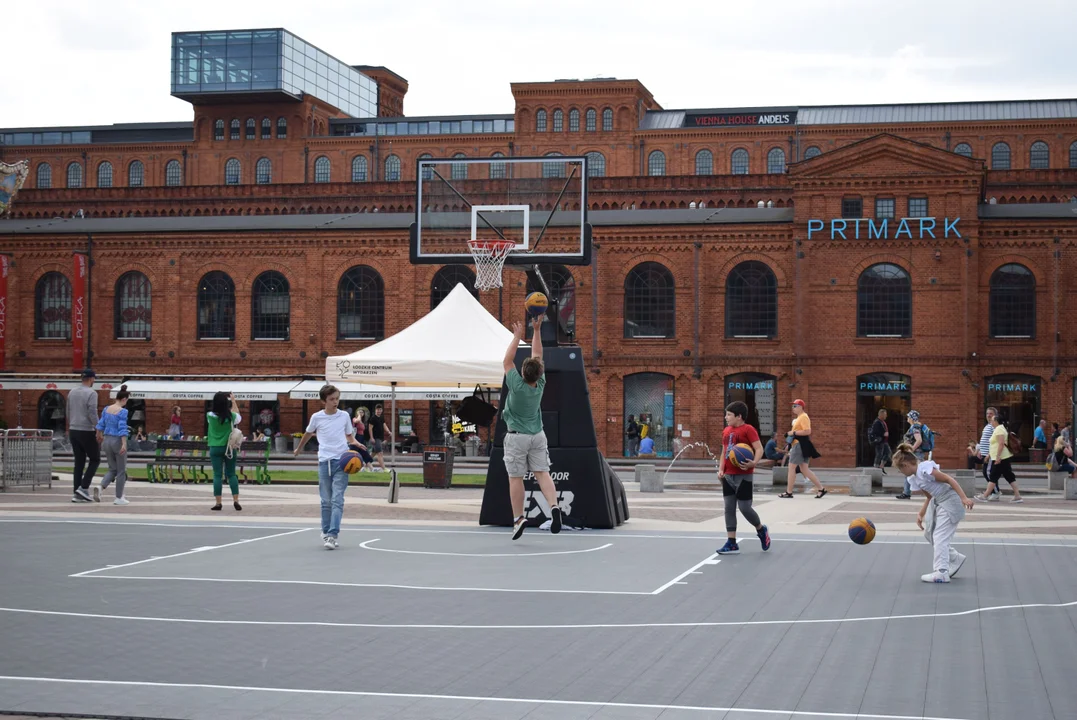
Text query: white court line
0 676 973 720
651 553 720 594
6 599 1074 630
68 528 310 577
358 537 613 557
76 574 653 596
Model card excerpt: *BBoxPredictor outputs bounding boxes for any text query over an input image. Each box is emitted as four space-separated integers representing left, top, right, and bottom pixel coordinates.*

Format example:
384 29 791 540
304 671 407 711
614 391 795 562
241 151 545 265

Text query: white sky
2 0 1075 129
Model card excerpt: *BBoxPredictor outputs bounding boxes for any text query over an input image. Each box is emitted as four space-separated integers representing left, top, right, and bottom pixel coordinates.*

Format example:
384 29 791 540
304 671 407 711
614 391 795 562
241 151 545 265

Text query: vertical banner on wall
72 252 88 370
0 254 9 371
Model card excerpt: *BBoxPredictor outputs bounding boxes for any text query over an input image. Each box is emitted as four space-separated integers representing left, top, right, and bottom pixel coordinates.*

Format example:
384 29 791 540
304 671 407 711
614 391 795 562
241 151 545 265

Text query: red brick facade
3 75 1077 467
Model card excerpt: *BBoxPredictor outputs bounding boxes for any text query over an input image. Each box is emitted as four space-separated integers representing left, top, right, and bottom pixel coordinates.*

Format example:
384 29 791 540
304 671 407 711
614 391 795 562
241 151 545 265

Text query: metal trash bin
0 429 54 491
423 445 454 488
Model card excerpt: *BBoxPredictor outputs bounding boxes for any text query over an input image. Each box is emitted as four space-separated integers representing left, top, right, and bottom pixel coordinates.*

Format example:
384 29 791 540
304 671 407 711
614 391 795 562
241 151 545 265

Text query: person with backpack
626 415 640 457
896 410 933 499
975 412 1024 503
207 391 242 512
868 408 891 473
1049 436 1076 476
975 407 1001 501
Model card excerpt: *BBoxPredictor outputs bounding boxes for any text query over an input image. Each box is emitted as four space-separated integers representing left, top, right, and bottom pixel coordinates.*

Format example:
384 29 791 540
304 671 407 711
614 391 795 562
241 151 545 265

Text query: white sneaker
92 487 101 503
987 493 1001 502
921 571 950 583
113 497 129 506
512 516 526 541
949 552 967 578
324 536 337 550
973 494 987 502
1011 497 1025 504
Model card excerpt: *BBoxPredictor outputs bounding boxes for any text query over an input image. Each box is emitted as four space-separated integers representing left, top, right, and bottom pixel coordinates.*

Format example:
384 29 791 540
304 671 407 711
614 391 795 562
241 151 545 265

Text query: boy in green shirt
502 317 562 540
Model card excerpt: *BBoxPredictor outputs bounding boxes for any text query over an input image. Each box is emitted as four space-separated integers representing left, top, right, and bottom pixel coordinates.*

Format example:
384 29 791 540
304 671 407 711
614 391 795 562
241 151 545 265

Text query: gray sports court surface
1 517 1076 720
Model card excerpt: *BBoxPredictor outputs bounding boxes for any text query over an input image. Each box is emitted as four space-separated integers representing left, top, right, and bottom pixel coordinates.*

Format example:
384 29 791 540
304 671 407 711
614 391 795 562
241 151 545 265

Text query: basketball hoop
468 239 516 290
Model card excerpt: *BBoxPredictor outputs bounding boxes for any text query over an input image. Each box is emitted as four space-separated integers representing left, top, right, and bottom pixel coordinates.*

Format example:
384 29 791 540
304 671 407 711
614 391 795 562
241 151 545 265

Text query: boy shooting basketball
502 316 562 540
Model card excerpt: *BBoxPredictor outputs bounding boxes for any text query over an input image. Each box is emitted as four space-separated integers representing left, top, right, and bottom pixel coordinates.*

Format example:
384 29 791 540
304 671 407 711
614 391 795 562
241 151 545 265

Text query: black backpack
867 420 881 445
456 385 497 427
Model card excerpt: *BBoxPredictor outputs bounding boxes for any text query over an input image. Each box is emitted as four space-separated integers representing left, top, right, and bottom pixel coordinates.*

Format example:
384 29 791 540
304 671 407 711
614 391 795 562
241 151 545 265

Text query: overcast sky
3 0 1074 128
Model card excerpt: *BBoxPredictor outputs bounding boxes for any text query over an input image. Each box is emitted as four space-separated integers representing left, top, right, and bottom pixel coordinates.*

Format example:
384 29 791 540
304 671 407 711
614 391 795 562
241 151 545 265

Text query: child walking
892 443 975 583
294 384 366 550
716 401 771 555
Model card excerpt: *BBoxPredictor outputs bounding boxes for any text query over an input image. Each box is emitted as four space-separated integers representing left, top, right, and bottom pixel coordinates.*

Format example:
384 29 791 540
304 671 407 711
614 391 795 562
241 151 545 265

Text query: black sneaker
550 507 563 534
74 488 92 502
895 493 911 499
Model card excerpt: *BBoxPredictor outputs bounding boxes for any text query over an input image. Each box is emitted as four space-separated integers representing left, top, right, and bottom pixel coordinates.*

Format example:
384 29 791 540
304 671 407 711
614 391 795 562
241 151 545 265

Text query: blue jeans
318 459 350 537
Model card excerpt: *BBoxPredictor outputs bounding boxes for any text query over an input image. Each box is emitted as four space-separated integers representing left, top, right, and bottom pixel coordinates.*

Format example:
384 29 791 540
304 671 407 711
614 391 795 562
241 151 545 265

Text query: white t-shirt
306 410 355 461
906 460 950 496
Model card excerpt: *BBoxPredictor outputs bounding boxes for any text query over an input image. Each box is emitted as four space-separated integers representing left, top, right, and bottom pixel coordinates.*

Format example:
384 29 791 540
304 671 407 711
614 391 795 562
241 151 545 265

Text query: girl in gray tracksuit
95 385 131 505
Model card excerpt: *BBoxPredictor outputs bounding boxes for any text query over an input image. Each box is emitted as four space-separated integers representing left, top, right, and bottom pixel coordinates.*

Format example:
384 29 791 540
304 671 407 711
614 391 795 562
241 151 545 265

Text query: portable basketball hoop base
467 239 517 291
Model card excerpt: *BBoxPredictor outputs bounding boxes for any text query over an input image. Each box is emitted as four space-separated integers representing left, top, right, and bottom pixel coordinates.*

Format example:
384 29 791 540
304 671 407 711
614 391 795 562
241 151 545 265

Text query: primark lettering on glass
727 380 774 391
807 217 961 240
988 382 1037 392
858 381 908 393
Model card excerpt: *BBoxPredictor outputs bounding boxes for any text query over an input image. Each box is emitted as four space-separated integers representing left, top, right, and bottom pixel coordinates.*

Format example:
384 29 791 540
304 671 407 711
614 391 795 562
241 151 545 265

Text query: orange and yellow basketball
524 292 548 318
848 517 876 545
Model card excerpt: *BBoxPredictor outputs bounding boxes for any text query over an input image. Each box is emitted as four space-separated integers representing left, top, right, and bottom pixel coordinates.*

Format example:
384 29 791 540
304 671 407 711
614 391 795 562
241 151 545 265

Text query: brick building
2 27 1077 466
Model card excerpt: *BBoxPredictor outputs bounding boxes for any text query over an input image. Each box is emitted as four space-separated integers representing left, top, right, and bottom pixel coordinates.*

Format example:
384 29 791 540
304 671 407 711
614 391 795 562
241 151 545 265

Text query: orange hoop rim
467 239 517 251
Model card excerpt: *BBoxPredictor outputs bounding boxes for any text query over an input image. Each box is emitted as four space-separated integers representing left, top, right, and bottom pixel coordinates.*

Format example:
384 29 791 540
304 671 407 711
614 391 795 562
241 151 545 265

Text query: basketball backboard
410 156 591 267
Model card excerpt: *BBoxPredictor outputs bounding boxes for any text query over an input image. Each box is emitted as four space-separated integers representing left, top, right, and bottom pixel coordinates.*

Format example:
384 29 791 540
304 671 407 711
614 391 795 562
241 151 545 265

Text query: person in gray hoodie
67 369 101 502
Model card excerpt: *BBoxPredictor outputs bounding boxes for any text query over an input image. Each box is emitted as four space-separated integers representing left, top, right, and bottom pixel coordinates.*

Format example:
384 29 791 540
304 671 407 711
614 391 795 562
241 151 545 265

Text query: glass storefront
985 374 1040 461
37 391 66 436
724 373 776 440
624 373 674 457
855 372 911 467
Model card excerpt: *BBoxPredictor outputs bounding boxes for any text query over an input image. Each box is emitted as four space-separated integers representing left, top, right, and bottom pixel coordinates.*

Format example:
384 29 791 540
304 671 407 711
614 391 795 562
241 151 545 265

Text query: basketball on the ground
524 292 548 318
338 450 364 474
727 443 755 470
848 517 876 545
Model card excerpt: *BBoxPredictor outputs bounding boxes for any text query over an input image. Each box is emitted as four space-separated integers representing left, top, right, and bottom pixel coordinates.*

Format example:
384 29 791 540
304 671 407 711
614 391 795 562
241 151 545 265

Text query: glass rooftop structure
171 29 378 118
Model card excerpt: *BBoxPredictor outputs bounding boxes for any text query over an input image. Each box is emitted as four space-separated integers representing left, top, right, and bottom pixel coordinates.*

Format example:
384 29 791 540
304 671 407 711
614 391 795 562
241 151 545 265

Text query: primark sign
807 217 961 240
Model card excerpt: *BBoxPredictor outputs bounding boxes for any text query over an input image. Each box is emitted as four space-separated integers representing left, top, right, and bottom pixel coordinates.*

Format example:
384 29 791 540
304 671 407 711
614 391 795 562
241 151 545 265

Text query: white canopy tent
325 283 517 471
289 380 478 401
109 380 300 400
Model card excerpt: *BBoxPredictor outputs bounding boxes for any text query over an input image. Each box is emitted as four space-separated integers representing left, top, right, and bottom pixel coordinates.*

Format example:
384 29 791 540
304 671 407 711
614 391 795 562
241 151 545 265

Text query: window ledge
724 337 781 345
853 337 914 345
195 338 235 342
985 337 1037 345
252 338 291 342
115 338 151 342
624 336 677 342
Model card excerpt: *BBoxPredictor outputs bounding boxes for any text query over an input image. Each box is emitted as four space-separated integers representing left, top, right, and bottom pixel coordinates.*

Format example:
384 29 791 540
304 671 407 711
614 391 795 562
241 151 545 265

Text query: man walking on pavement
67 369 102 503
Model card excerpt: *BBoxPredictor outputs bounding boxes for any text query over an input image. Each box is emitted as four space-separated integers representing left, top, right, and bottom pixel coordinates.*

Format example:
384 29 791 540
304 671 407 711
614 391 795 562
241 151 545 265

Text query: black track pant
722 475 761 533
70 429 100 491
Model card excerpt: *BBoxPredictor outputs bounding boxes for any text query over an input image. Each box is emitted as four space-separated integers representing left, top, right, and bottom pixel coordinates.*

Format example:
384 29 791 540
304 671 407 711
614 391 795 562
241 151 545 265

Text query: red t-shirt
722 423 760 475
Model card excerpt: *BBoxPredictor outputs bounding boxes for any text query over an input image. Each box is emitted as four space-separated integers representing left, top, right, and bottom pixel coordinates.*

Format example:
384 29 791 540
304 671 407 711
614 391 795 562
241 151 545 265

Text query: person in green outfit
207 391 242 511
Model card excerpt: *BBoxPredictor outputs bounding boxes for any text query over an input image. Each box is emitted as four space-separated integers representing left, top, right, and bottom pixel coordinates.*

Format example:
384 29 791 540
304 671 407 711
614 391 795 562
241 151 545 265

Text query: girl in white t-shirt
893 443 975 583
294 384 367 550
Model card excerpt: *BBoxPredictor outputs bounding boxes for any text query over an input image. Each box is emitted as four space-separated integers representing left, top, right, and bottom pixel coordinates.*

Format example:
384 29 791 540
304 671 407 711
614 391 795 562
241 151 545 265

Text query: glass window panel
553 110 563 132
857 263 911 337
256 157 272 184
695 149 713 175
992 142 1011 170
461 120 473 133
874 198 895 219
647 150 665 176
990 264 1036 337
252 271 290 340
431 265 478 309
1030 141 1050 169
803 146 822 159
586 108 597 132
66 162 83 188
494 119 506 133
198 271 235 340
225 158 241 185
35 272 72 340
569 109 580 132
337 265 385 339
165 160 182 186
314 156 331 183
731 148 749 174
525 265 576 344
725 261 777 337
842 197 862 219
36 163 52 188
602 108 613 131
384 155 401 181
767 147 786 174
536 110 547 132
624 262 675 338
908 197 928 217
128 160 144 187
586 151 605 177
96 162 112 188
351 155 368 182
114 271 152 339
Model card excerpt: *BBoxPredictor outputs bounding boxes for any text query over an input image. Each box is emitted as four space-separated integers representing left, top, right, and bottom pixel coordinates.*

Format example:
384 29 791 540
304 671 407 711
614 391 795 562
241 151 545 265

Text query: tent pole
390 382 397 473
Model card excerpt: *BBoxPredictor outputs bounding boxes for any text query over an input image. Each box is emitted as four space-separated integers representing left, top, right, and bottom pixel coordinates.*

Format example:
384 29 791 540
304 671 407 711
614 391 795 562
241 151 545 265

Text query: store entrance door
855 373 911 467
985 374 1040 462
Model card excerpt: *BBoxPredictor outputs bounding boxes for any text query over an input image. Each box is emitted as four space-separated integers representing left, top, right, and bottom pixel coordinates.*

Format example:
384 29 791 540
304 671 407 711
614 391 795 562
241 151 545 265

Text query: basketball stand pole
388 381 399 503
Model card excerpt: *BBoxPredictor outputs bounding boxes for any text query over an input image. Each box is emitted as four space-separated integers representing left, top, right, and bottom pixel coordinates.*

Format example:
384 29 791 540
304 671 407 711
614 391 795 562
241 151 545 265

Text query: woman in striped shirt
975 406 1000 502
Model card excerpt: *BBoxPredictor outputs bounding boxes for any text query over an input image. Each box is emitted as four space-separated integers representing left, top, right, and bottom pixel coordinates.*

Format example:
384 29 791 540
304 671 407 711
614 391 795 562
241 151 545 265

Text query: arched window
214 119 224 141
230 119 240 140
725 261 777 338
351 155 368 182
314 156 331 183
114 271 151 339
165 160 182 187
992 142 1011 170
36 163 51 189
430 265 477 309
245 117 256 140
585 151 605 177
261 117 271 139
527 265 576 343
647 150 666 176
66 162 83 189
35 271 71 340
536 109 547 132
569 109 580 132
602 107 613 131
451 153 467 180
731 148 749 175
337 265 385 340
954 143 973 158
224 158 241 185
624 262 675 338
251 271 290 340
552 109 564 132
694 149 713 175
543 152 564 178
384 154 401 181
803 146 822 160
767 147 786 174
255 158 272 185
417 153 432 181
1070 141 1077 169
96 161 112 188
990 264 1035 338
490 152 506 180
585 108 597 132
857 263 911 337
197 271 235 340
128 160 144 187
1029 141 1050 169
276 117 287 139
38 390 67 435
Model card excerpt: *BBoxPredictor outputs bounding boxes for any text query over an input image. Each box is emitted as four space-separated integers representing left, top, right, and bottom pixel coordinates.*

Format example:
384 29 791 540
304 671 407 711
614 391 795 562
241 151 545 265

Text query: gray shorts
504 431 550 477
789 442 808 466
372 439 384 454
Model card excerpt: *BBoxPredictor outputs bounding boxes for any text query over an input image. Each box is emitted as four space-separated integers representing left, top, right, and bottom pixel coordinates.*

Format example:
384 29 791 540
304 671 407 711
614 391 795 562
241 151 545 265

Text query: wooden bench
147 439 271 485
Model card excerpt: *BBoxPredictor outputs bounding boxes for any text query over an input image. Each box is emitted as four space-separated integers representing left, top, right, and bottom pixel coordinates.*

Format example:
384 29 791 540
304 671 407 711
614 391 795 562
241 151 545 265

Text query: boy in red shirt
717 401 771 555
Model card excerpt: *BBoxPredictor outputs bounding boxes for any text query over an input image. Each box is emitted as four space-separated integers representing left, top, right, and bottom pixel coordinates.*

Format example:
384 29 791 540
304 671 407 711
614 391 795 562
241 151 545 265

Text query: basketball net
467 240 516 291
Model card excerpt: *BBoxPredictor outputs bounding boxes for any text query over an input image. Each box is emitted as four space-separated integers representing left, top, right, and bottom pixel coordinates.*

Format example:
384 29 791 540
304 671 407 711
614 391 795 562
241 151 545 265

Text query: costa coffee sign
685 110 796 128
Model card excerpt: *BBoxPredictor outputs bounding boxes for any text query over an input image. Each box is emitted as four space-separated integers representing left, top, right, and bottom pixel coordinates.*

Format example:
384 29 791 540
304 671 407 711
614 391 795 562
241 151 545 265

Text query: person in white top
293 384 367 550
893 442 975 583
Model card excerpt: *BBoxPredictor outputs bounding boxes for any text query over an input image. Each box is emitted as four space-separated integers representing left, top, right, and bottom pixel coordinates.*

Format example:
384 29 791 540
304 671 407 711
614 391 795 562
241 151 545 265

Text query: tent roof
290 379 479 401
109 380 300 400
325 284 515 388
